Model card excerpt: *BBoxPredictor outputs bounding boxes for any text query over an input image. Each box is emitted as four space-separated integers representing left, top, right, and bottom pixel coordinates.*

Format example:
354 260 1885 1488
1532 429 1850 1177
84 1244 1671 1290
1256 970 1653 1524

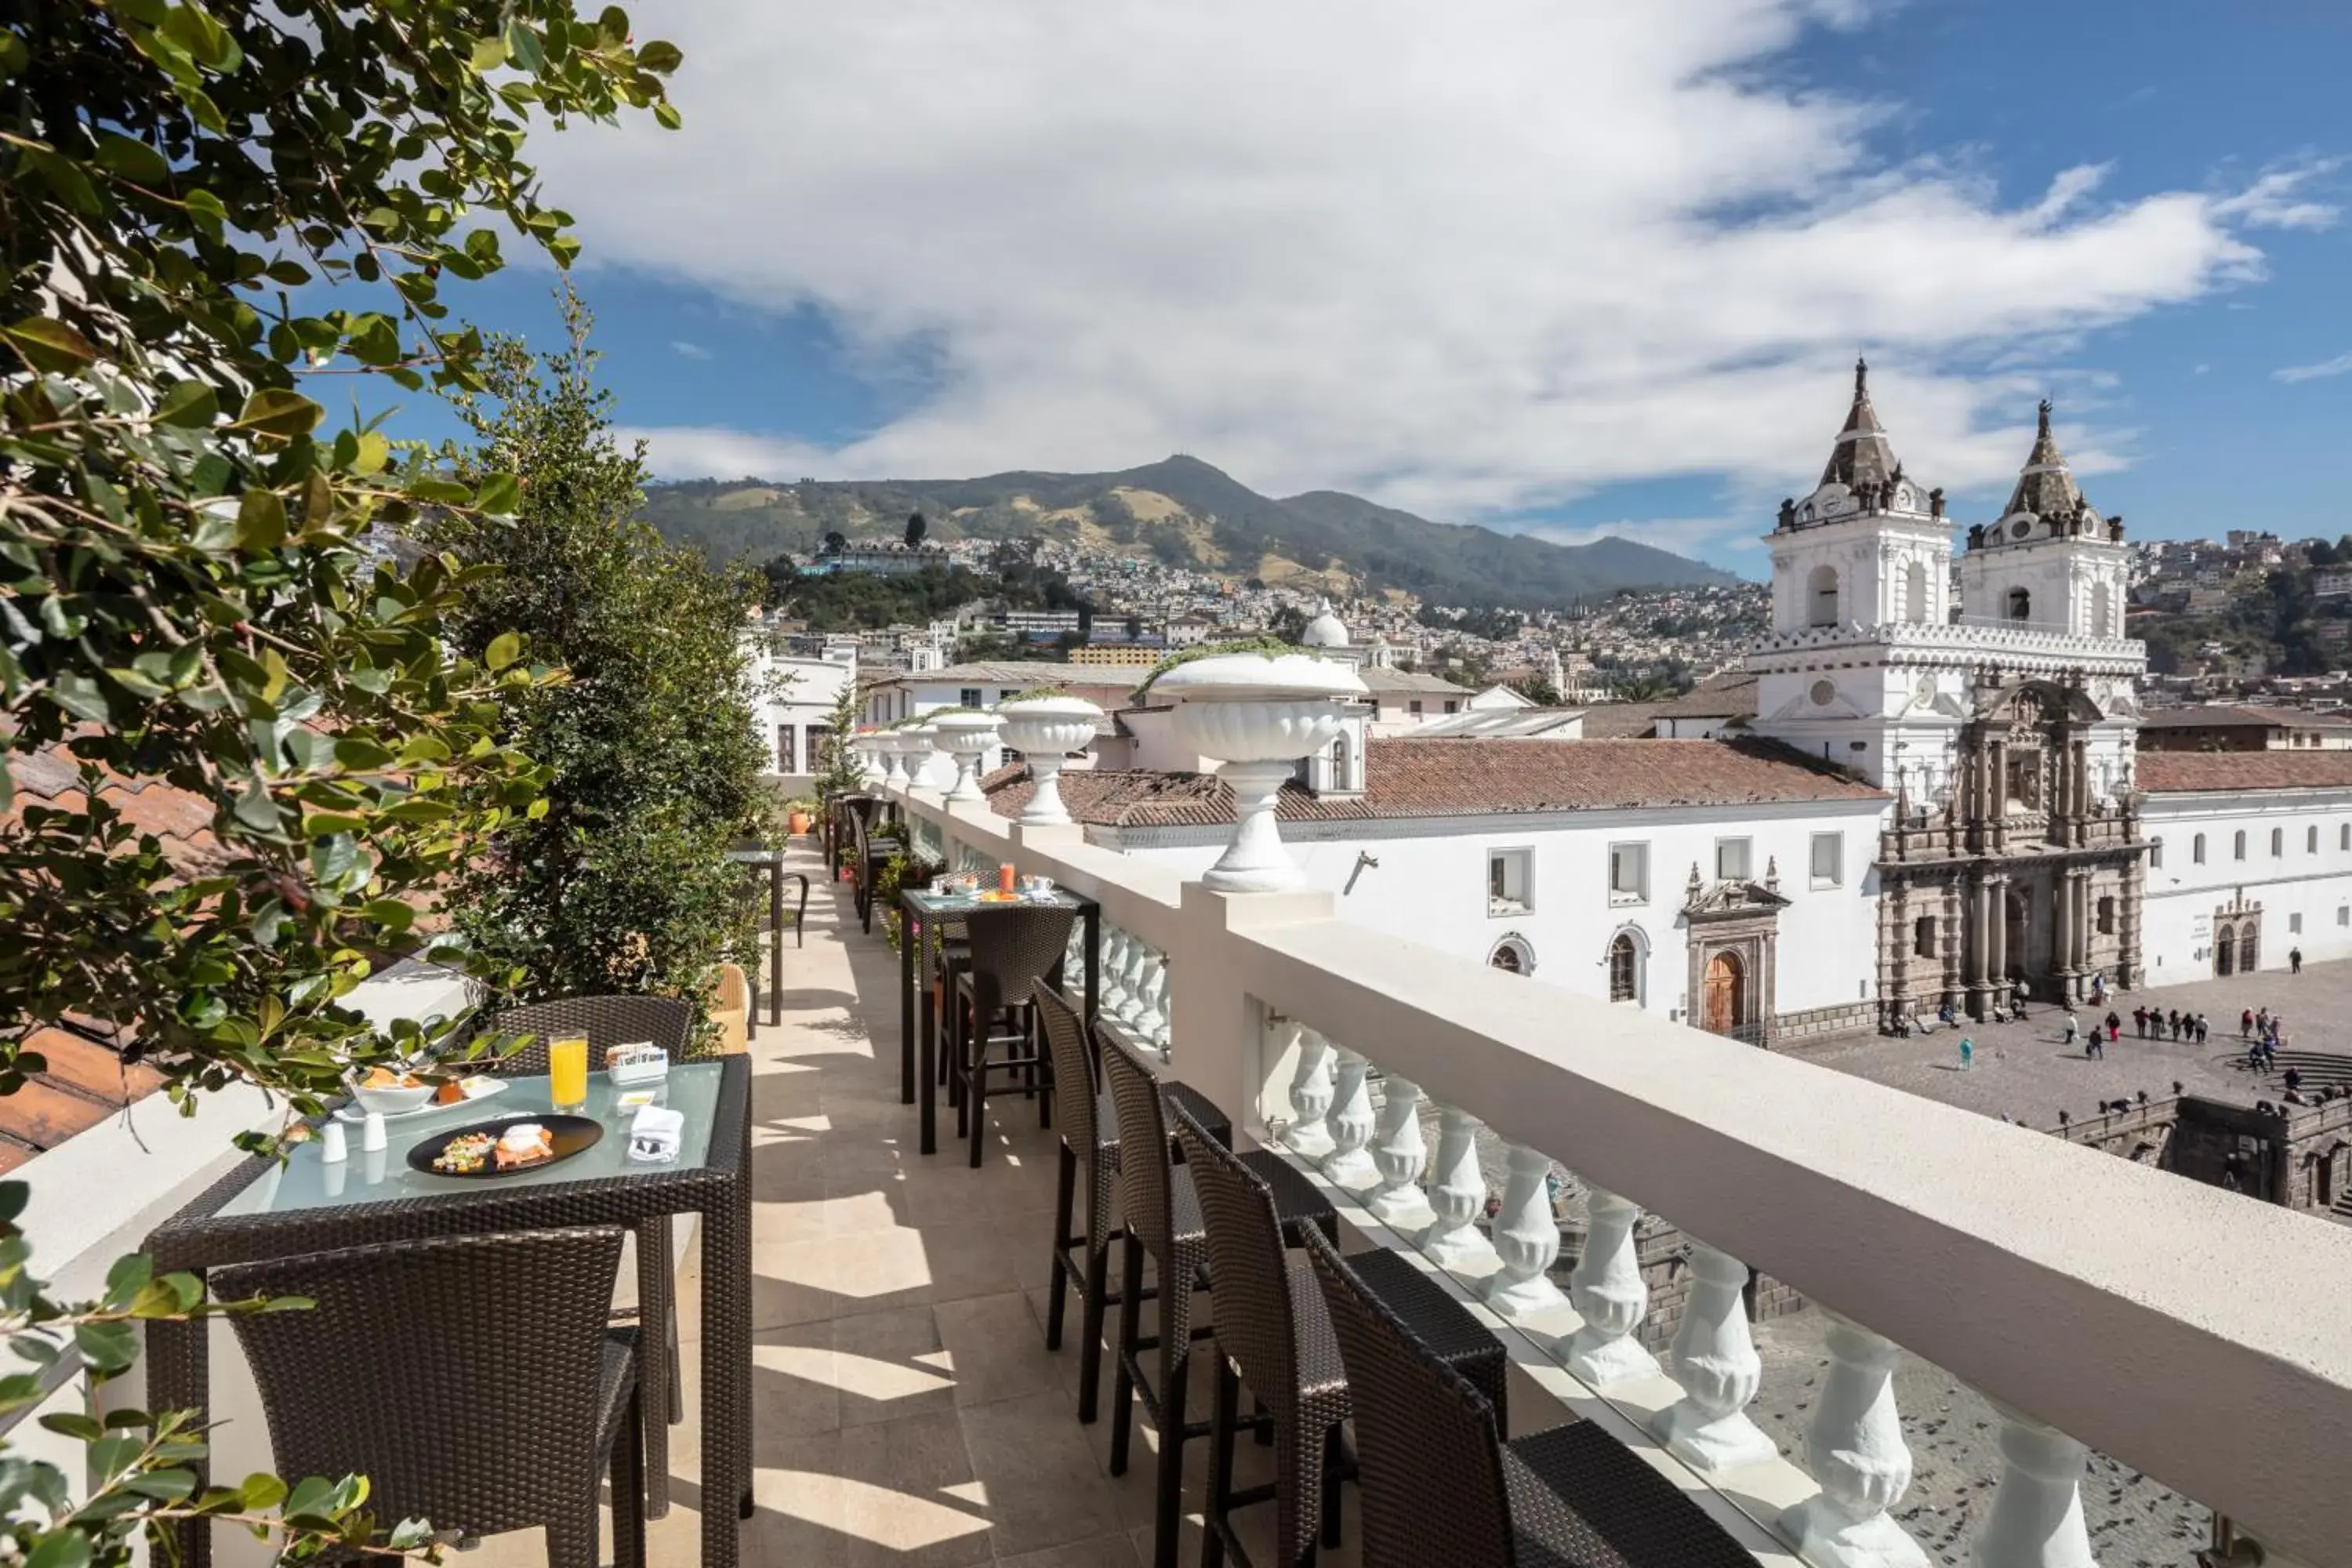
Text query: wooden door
2216 924 2236 977
1704 949 1744 1036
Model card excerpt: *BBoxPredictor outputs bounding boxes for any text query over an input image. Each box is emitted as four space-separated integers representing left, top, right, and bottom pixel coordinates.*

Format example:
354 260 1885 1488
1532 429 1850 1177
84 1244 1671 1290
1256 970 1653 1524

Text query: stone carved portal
1683 873 1786 1046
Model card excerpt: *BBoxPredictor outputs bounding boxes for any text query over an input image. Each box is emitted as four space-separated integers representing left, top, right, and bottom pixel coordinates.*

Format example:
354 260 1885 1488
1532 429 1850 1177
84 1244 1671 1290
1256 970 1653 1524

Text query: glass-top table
220 1067 722 1216
144 1055 752 1568
898 884 1100 1157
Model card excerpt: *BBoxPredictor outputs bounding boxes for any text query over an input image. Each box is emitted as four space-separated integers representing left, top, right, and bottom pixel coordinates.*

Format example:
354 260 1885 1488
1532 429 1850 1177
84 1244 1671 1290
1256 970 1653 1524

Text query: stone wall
1774 1000 1875 1043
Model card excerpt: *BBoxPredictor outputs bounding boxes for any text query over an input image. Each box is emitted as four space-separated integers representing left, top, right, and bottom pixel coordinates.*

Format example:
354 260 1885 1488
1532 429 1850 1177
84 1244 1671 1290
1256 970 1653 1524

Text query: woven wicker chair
850 808 895 935
1099 1027 1338 1568
949 905 1076 1167
1172 1102 1353 1568
480 996 695 1458
1031 980 1123 1422
1301 1224 1757 1568
216 1228 644 1568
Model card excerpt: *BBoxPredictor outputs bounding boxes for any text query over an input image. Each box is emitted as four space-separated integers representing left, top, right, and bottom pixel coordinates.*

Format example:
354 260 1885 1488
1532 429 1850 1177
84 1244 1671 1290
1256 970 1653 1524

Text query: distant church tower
1748 359 1962 793
1747 365 2149 1025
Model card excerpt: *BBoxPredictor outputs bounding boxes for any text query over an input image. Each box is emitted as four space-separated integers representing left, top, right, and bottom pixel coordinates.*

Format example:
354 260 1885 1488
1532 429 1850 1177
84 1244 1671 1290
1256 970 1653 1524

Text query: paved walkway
477 838 1347 1568
1792 960 2352 1127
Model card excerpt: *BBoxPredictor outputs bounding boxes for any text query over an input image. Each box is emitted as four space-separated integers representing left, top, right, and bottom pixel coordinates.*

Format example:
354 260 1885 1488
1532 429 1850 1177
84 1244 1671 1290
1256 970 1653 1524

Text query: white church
976 365 2352 1044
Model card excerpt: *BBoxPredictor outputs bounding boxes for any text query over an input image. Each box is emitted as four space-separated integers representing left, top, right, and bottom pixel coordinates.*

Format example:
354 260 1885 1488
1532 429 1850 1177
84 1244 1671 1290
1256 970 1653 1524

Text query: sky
391 0 2352 577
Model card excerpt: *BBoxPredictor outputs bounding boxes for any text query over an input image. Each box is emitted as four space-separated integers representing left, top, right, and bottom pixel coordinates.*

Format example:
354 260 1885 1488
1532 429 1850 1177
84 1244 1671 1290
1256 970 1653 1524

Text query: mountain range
635 455 1737 608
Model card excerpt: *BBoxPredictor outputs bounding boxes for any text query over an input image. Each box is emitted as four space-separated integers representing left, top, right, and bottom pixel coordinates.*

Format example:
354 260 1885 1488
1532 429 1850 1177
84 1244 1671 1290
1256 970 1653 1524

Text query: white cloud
670 339 714 361
2276 350 2352 384
1522 517 1756 558
539 1 2334 515
615 423 831 480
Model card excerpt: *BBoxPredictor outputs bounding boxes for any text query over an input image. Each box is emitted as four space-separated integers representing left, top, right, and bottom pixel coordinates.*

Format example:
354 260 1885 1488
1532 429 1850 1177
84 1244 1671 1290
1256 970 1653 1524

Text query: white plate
336 1080 506 1123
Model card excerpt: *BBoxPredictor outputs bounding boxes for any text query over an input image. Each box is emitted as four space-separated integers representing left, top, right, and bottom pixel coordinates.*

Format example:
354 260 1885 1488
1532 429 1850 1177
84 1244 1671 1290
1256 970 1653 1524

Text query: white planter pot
897 726 938 788
1155 654 1366 893
873 732 907 784
927 712 1002 804
995 696 1104 826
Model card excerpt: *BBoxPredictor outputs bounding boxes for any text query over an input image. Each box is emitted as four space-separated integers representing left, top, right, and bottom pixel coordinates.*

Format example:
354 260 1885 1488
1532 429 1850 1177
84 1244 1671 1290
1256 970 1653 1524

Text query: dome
1301 597 1350 648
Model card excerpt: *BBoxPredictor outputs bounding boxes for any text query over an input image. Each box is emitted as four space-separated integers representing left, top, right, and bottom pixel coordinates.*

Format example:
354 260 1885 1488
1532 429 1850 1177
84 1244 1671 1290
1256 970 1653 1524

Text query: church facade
1746 363 2150 1026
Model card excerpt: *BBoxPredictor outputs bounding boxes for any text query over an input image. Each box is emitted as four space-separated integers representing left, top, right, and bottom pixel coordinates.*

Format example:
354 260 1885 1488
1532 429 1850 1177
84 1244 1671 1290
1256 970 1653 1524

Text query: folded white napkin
626 1105 684 1163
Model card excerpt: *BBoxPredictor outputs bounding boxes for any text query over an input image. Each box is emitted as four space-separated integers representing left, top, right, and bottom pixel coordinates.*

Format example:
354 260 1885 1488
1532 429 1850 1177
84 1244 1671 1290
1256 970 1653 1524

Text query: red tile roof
2138 751 2352 793
4 739 212 1161
985 737 1882 828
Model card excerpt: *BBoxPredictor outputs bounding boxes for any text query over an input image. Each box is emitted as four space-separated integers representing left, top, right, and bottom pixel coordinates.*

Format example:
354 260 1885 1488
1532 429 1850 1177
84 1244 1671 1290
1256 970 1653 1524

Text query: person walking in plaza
2090 972 2107 1007
2241 1007 2256 1040
1958 1036 1974 1072
2085 1018 2105 1058
2292 946 2303 975
2062 1006 2080 1048
2257 1005 2270 1038
2197 1012 2211 1044
2105 1010 2122 1047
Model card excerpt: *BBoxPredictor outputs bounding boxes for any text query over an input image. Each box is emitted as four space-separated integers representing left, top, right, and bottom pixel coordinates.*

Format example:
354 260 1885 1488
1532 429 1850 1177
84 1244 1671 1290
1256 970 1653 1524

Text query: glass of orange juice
549 1036 590 1113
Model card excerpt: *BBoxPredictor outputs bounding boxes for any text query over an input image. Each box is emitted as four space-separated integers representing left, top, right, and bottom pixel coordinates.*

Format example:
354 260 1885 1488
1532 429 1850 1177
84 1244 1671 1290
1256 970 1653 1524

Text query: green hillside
635 456 1737 610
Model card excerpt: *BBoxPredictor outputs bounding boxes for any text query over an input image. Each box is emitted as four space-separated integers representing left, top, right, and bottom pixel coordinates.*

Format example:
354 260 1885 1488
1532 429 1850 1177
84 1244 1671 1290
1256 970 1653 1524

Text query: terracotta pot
788 811 811 835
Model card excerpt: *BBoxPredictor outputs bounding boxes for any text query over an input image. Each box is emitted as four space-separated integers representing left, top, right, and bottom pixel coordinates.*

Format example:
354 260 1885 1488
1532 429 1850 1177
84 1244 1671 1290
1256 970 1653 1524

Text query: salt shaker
320 1120 349 1163
361 1109 387 1152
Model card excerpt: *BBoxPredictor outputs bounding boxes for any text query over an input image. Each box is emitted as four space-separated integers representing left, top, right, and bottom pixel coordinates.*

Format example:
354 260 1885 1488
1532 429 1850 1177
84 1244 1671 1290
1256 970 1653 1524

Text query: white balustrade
1320 1046 1379 1192
1138 953 1171 1057
1419 1104 1498 1274
1563 1185 1660 1386
1280 1025 1335 1160
1780 1312 1929 1568
1969 1404 2096 1568
1483 1142 1569 1319
1120 940 1152 1030
1658 1239 1774 1474
1364 1075 1434 1231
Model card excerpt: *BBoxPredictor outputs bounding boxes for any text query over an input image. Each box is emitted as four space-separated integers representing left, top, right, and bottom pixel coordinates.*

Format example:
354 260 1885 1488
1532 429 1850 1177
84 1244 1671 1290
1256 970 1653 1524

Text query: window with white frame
2291 912 2304 935
2194 833 2206 864
2151 839 2164 869
1608 842 1649 904
2310 825 2321 854
958 687 982 709
1715 837 1752 881
1488 848 1534 916
2272 827 2285 858
2339 906 2348 927
1809 832 1843 887
2234 830 2248 862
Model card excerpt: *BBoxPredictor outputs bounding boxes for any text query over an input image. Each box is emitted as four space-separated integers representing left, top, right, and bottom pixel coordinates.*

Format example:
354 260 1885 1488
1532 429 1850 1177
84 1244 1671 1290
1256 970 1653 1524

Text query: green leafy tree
428 299 771 1019
811 681 865 801
0 1 677 1556
904 510 927 547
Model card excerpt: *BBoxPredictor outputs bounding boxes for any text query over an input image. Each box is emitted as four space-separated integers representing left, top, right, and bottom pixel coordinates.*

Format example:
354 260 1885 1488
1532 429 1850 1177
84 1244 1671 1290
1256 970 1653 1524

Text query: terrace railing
891 772 2352 1567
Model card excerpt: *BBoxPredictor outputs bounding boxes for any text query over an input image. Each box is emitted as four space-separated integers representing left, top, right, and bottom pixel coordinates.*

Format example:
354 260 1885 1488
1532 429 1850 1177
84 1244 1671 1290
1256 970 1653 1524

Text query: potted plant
927 707 1004 803
783 797 819 837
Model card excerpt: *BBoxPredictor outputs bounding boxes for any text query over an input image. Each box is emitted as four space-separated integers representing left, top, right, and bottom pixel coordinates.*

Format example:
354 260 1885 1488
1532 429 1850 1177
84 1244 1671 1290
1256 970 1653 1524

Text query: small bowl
351 1077 436 1117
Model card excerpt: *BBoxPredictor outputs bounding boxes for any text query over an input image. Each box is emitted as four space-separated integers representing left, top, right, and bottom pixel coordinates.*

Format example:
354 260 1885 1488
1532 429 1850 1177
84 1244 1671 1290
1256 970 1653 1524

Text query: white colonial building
957 366 2352 1044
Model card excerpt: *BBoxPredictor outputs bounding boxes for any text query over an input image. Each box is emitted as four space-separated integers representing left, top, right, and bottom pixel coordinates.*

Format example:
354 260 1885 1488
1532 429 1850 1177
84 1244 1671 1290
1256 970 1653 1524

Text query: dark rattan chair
1173 1102 1352 1568
1032 979 1123 1422
480 996 695 1477
1301 1224 1757 1568
216 1228 645 1568
851 808 896 935
1099 1028 1338 1568
951 905 1077 1167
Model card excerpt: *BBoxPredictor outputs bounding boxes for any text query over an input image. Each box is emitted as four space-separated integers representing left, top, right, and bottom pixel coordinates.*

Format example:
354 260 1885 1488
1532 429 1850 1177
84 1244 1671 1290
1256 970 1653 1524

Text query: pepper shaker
361 1109 387 1152
320 1120 349 1163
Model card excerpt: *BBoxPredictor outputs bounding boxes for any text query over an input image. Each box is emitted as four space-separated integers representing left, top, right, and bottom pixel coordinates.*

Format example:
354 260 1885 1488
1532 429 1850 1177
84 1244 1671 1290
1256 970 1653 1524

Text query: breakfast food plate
335 1076 506 1124
407 1114 603 1178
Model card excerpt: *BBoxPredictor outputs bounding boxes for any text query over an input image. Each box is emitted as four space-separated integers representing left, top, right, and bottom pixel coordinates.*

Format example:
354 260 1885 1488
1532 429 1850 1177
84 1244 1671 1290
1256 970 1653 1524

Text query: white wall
2141 787 2352 983
747 645 855 776
1108 799 1889 1024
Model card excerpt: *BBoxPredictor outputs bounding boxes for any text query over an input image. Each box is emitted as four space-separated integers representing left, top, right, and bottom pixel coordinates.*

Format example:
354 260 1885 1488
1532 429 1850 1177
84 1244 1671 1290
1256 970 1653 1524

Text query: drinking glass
549 1035 590 1113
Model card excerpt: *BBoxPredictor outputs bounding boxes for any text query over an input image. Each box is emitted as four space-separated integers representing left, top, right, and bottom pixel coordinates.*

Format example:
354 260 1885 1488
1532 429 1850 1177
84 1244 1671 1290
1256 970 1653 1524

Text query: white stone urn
873 731 908 785
1154 652 1367 892
927 710 1001 804
897 724 938 789
852 731 887 784
994 695 1104 826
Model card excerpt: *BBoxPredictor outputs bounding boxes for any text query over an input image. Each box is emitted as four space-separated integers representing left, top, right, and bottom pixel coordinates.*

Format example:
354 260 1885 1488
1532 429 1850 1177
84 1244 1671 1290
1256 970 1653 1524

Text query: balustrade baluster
1319 1047 1378 1191
1483 1143 1569 1319
1659 1239 1774 1472
1419 1105 1498 1274
1098 930 1134 1021
1115 938 1151 1029
1138 951 1171 1057
1780 1312 1930 1568
1563 1186 1659 1385
1969 1404 2096 1568
1364 1076 1433 1231
1279 1025 1335 1160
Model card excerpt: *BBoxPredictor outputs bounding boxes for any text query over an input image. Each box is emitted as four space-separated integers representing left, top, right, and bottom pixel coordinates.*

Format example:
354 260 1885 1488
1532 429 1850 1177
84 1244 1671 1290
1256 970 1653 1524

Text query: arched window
2005 587 2031 622
1331 731 1352 790
2234 830 2248 861
1607 933 1639 1004
1490 936 1534 976
1904 561 1927 622
1807 565 1840 627
2193 833 2206 864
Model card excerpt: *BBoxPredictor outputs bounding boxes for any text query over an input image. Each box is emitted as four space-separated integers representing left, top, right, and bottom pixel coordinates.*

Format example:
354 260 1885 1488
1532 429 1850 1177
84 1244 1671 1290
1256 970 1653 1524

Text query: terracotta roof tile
2138 751 2352 793
986 737 1881 828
